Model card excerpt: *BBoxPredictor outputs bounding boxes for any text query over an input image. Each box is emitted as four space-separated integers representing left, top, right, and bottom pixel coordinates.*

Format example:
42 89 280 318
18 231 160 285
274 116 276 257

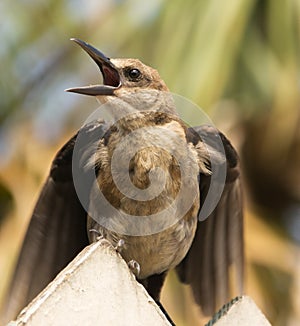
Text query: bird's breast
88 116 200 277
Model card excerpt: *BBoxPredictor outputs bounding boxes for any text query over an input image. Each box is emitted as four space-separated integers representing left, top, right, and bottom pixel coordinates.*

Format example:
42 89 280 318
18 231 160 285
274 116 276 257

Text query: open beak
65 38 121 96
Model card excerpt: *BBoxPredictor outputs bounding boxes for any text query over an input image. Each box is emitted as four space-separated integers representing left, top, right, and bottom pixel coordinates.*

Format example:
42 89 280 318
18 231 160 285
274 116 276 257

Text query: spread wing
2 120 107 323
176 125 244 316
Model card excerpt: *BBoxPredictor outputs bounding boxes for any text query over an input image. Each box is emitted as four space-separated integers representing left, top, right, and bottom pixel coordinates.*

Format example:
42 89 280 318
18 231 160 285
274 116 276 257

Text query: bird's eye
128 68 141 80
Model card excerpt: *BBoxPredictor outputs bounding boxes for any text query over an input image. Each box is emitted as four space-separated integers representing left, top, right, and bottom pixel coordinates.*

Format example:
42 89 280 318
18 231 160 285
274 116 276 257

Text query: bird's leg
128 259 141 277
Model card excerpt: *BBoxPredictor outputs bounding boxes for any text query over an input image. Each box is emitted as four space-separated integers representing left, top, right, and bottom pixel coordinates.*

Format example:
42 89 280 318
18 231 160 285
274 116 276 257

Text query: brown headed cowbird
2 39 244 324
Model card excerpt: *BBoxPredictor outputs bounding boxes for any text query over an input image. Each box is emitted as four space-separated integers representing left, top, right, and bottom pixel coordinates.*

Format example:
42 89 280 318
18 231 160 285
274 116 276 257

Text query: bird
1 39 244 324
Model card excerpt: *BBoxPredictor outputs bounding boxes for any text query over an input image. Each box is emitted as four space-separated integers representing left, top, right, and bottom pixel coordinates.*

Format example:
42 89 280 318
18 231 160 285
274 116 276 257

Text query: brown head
65 39 168 100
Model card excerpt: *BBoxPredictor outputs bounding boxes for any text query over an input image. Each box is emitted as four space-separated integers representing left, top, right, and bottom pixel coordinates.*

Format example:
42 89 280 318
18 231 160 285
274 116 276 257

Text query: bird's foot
128 260 141 277
114 239 125 253
88 229 103 242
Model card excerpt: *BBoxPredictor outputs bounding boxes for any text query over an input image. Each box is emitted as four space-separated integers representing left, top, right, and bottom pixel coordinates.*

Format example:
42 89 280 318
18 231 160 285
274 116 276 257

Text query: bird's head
66 39 168 102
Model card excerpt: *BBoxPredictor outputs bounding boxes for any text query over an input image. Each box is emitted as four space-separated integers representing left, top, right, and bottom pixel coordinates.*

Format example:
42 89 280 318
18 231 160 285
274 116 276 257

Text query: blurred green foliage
0 0 299 325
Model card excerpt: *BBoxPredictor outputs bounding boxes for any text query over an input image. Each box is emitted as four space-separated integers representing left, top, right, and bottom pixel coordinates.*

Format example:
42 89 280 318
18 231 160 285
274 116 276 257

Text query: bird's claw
115 239 125 253
128 260 141 277
88 229 103 241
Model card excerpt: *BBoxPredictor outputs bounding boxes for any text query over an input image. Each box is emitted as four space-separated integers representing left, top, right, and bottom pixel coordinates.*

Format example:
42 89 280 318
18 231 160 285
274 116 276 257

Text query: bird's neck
97 89 178 125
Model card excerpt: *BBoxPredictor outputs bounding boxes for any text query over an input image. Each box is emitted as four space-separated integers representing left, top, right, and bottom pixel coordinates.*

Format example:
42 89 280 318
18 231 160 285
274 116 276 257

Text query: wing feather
1 121 107 323
177 125 244 316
